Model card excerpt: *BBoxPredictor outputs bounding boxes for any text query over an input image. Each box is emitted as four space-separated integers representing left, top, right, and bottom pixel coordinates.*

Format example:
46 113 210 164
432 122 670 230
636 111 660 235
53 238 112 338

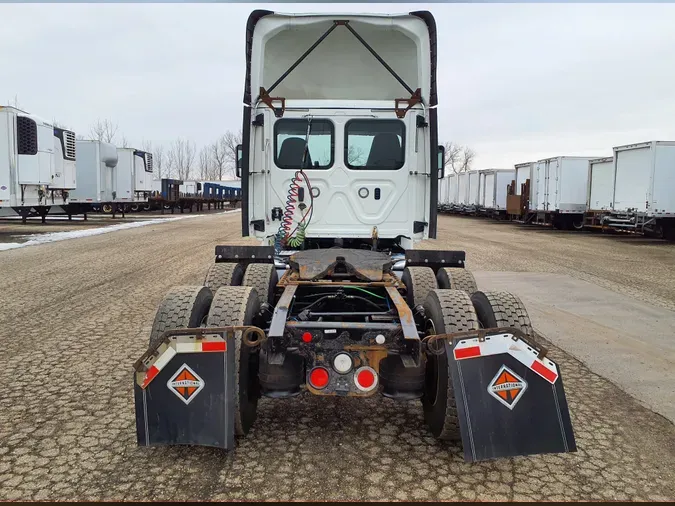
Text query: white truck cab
237 11 444 252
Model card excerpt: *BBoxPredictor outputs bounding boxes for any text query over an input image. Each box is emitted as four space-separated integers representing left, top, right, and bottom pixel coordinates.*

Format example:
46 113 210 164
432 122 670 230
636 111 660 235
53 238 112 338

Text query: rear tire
401 266 438 308
470 290 534 340
422 289 479 441
207 286 261 437
241 263 278 306
436 267 478 294
204 262 244 290
148 286 213 351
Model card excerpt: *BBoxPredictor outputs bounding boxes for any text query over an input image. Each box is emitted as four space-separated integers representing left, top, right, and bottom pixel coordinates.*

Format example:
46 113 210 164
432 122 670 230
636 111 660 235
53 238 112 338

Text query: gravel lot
0 212 673 501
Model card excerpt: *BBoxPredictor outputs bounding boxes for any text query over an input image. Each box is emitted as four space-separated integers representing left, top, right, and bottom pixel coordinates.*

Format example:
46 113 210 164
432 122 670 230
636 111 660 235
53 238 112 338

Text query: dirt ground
428 215 675 311
0 212 673 501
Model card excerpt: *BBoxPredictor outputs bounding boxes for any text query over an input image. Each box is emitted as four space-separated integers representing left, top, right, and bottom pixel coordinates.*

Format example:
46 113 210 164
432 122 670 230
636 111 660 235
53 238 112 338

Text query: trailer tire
436 267 478 294
470 291 534 340
401 266 438 309
242 263 278 306
422 289 478 441
148 286 213 351
130 204 140 212
207 286 261 437
102 204 113 214
204 262 244 290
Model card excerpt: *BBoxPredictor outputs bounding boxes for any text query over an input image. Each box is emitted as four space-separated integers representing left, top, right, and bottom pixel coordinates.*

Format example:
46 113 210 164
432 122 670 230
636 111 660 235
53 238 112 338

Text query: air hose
274 119 315 252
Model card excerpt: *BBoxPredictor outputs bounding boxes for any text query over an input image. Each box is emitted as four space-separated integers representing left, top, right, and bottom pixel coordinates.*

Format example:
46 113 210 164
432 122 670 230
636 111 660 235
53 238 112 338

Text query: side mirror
437 145 445 179
235 144 243 178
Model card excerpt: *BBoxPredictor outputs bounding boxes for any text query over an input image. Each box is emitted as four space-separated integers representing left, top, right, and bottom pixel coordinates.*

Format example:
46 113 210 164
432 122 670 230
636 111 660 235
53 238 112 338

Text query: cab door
262 109 425 242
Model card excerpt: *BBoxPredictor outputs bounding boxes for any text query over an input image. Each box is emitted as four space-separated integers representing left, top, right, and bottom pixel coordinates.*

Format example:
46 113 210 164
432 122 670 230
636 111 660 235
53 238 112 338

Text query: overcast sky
2 3 675 169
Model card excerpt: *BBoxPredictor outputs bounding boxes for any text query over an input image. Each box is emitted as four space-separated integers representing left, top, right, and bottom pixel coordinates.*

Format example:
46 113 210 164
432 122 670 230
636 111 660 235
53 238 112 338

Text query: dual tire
401 266 532 441
148 261 278 438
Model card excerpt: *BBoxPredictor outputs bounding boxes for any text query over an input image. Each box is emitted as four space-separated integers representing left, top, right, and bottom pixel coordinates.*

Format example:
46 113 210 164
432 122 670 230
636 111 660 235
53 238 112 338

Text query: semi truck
133 10 576 463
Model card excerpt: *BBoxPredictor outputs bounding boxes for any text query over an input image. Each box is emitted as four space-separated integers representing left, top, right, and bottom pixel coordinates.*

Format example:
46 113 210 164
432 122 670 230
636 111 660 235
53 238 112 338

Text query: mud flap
449 331 576 462
133 331 235 450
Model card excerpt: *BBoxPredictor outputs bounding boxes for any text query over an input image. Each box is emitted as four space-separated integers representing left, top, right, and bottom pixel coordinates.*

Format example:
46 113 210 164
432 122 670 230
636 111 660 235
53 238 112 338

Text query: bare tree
198 145 212 180
441 141 475 174
212 130 242 180
347 145 365 165
76 134 87 141
89 119 119 143
167 138 196 180
153 144 166 179
442 141 462 174
460 146 475 173
120 135 130 148
211 138 227 181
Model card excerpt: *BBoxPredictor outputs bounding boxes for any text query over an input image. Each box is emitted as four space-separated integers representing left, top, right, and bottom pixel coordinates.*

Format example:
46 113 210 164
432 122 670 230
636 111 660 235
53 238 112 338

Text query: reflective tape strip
141 365 160 389
154 346 177 370
453 333 558 384
175 342 201 354
202 341 226 352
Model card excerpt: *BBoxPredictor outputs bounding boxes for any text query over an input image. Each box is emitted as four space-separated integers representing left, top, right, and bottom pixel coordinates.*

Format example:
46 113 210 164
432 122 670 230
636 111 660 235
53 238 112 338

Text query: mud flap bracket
446 329 577 462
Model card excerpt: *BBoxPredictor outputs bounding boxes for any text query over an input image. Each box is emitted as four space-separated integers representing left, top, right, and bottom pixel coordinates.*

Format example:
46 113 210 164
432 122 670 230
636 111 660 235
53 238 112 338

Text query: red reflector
357 369 375 389
302 332 312 343
141 365 160 389
454 345 481 360
531 360 557 383
309 367 329 389
202 341 226 352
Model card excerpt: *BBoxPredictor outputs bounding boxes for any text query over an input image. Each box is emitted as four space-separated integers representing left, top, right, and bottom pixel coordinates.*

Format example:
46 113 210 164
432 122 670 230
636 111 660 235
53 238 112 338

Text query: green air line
343 286 387 299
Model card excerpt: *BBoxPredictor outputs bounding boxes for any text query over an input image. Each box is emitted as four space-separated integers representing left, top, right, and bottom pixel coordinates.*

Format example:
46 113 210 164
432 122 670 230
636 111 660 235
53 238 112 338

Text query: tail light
309 367 330 389
354 366 378 392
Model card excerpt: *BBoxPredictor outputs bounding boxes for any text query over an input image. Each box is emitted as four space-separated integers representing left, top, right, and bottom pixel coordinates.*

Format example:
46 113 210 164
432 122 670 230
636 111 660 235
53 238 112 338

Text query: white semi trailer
69 140 119 213
479 168 516 217
115 148 152 206
0 106 54 218
531 156 597 229
134 10 576 465
587 157 614 212
604 141 675 239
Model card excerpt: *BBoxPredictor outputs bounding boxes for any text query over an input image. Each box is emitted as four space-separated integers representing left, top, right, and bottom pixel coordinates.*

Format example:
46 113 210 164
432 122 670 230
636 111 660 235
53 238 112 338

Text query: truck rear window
274 119 334 170
345 120 405 170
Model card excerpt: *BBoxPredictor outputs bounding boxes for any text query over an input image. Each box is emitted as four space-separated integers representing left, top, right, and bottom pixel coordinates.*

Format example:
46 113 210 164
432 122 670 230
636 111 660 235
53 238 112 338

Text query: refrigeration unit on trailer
530 156 596 229
480 168 516 217
49 126 77 208
604 141 675 239
69 140 119 213
0 106 54 218
133 149 154 200
133 10 576 465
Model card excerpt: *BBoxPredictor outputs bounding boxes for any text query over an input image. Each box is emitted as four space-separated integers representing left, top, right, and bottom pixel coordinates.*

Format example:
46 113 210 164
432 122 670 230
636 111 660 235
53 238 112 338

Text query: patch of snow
0 208 241 253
